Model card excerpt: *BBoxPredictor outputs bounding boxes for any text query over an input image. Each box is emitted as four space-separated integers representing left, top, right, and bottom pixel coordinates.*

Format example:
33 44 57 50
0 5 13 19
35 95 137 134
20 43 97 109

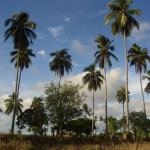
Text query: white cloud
37 50 46 57
71 40 87 54
64 17 71 23
48 26 64 38
131 21 150 41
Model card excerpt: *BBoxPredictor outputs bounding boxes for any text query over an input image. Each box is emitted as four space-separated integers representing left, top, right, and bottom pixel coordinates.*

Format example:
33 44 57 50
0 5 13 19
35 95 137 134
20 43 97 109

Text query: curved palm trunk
92 89 95 136
124 31 129 133
11 51 20 134
104 59 108 137
140 72 146 117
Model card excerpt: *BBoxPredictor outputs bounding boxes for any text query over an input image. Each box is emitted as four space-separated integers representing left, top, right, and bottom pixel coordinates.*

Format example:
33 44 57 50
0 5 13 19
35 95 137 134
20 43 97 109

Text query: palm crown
4 12 36 50
143 70 150 94
94 35 118 69
128 44 150 73
10 49 35 70
49 49 72 77
5 93 23 116
116 86 127 104
105 0 141 36
82 64 104 91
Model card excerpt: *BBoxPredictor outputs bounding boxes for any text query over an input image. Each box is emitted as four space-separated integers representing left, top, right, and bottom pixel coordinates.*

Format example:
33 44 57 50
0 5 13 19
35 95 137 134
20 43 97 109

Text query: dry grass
0 141 150 150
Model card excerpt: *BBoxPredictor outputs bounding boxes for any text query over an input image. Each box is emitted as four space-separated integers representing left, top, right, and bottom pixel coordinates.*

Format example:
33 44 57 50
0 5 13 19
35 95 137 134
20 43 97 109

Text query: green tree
82 64 104 135
49 49 72 91
5 93 23 116
16 97 48 136
108 116 119 138
45 81 85 136
116 86 129 132
94 35 118 137
129 111 149 139
128 44 150 116
4 12 36 133
143 70 150 94
105 0 141 132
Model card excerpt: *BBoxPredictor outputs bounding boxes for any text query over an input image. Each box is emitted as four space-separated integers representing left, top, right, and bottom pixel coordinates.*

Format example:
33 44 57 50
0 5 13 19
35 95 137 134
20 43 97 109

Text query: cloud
48 26 64 38
131 21 150 41
48 25 69 43
71 40 87 54
64 17 71 23
37 50 46 57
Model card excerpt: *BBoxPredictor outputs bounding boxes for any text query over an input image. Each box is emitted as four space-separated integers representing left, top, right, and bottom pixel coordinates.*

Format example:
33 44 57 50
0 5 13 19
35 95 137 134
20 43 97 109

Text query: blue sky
0 0 150 132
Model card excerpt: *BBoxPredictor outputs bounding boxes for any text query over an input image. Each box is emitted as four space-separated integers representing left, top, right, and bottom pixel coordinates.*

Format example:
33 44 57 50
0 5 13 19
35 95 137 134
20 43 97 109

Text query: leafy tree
94 35 117 137
49 49 72 90
108 116 119 138
16 97 48 136
129 111 149 139
5 93 23 115
64 118 92 136
128 44 150 116
143 70 150 94
45 81 85 136
4 12 36 133
105 0 141 132
82 64 104 135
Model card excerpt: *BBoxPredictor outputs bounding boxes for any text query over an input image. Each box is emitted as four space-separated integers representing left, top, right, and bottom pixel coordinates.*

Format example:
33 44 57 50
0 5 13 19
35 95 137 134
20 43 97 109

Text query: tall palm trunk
124 31 129 133
104 59 108 137
123 102 125 133
11 50 20 134
140 72 146 117
92 89 95 136
17 68 22 95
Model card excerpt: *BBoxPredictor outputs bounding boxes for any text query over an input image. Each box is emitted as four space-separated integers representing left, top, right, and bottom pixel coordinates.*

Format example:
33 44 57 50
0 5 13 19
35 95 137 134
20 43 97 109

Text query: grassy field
0 141 150 150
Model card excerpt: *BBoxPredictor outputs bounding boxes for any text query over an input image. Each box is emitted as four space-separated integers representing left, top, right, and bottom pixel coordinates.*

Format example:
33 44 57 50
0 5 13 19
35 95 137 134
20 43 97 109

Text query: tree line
1 0 150 139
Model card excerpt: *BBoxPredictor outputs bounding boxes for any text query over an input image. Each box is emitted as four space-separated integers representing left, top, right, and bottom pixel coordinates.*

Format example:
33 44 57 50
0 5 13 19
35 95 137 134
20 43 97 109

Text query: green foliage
82 64 104 91
5 93 23 115
64 118 92 136
49 49 72 77
16 97 48 136
105 0 141 37
129 111 150 138
45 81 86 134
94 35 118 69
143 70 150 94
128 44 150 73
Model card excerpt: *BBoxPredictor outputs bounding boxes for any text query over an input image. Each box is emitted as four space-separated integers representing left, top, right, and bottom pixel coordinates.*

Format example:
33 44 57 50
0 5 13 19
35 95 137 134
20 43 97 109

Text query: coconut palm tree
128 44 150 117
4 12 36 133
105 0 141 132
82 64 104 135
49 49 72 90
143 70 150 94
10 49 36 94
5 93 23 116
94 35 118 137
116 86 126 132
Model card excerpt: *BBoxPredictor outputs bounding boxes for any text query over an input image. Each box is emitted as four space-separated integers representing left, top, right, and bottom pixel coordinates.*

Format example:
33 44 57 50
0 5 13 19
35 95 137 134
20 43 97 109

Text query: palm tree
5 93 23 116
49 49 72 136
128 44 150 117
116 86 126 133
94 35 118 137
105 0 141 132
4 12 36 133
143 70 150 94
82 64 104 135
10 49 36 94
49 49 72 90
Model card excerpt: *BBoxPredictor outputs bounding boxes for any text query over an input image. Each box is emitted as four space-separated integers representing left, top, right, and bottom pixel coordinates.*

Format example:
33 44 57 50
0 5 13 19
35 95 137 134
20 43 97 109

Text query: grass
0 141 150 150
